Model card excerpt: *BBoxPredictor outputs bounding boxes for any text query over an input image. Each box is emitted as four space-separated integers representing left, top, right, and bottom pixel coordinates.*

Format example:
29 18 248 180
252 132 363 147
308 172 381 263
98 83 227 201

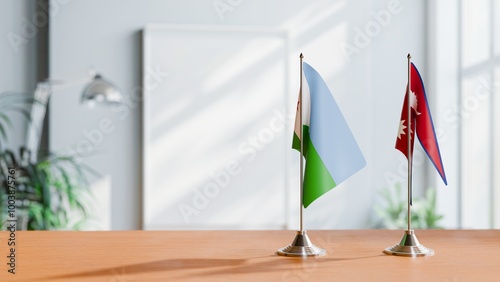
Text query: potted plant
0 92 94 230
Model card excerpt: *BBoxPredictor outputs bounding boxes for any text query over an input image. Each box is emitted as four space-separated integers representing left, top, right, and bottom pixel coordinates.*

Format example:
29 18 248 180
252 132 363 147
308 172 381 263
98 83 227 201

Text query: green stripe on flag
292 132 301 152
293 126 337 208
292 125 310 156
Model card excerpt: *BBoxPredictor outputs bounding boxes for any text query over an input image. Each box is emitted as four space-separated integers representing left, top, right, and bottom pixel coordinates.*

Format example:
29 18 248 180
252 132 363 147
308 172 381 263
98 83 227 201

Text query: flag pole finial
300 53 303 59
407 53 411 59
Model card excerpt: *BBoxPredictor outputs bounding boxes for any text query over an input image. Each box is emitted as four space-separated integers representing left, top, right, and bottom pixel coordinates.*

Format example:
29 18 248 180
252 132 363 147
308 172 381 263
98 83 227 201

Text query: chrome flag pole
384 54 434 257
277 53 326 257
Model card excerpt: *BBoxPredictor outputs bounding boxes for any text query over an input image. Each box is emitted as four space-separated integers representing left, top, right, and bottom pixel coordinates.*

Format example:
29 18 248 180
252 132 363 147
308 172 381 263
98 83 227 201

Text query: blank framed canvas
142 25 290 229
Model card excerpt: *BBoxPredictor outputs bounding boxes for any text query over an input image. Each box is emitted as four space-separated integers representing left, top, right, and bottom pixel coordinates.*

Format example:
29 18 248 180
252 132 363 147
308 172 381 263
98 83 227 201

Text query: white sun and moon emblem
397 90 421 139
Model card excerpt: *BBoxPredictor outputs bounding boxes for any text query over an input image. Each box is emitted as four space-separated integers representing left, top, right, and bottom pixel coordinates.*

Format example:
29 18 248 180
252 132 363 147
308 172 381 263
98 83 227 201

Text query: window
430 0 500 229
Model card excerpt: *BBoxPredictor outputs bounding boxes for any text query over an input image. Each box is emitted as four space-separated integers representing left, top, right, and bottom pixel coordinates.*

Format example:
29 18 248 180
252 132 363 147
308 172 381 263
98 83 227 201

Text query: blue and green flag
293 62 366 208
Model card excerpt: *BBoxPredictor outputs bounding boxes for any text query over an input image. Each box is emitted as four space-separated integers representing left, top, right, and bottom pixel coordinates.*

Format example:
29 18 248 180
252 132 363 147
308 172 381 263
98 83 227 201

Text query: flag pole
406 53 412 232
383 53 434 257
299 53 304 232
277 53 325 257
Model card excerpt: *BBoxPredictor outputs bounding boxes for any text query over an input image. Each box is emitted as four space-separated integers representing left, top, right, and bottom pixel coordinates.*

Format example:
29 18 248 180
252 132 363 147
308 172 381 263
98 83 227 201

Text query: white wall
0 0 37 150
49 0 427 230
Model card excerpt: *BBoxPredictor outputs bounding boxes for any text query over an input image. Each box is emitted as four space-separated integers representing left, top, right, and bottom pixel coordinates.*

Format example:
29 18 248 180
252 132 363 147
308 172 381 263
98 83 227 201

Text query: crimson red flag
395 63 447 185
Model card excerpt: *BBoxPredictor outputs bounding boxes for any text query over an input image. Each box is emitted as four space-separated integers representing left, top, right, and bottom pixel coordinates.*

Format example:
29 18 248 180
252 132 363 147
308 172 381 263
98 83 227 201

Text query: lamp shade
81 74 122 105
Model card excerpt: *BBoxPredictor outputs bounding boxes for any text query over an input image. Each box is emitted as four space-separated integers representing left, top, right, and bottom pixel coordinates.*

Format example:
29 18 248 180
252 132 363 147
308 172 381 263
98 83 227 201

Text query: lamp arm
25 69 96 161
25 69 120 160
43 69 96 90
25 82 51 162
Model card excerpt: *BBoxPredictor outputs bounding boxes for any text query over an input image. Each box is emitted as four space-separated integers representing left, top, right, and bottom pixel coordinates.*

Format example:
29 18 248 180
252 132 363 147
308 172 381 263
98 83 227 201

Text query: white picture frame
142 24 290 230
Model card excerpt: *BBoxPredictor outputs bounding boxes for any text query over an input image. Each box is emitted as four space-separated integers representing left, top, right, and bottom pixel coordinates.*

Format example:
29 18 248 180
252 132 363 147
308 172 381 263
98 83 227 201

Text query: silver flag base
277 230 326 257
384 230 434 257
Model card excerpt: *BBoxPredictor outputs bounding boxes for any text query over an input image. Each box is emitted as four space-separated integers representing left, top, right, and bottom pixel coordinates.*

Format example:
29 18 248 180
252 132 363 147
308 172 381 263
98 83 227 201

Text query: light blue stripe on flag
303 62 366 184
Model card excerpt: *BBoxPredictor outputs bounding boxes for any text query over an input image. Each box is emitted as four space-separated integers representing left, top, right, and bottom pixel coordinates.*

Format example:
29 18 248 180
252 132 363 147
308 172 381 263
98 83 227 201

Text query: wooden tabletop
0 229 499 281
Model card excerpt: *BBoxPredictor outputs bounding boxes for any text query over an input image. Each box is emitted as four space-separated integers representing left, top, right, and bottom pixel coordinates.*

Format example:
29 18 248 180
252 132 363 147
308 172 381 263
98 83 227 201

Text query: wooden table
0 230 499 281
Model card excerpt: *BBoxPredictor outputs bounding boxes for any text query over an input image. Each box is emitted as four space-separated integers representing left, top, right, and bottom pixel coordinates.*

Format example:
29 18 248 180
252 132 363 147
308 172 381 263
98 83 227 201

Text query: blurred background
0 0 498 230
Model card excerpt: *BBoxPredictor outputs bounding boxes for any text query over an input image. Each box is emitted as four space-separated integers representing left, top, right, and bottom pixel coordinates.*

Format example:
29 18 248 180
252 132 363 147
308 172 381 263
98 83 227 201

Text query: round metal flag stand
384 230 434 257
277 230 326 257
